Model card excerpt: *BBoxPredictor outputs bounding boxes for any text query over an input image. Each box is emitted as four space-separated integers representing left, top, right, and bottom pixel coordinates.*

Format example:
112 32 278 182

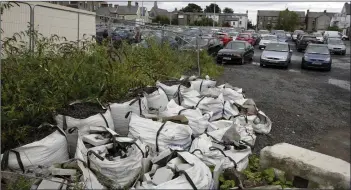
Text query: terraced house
305 10 337 32
257 10 306 30
330 2 350 38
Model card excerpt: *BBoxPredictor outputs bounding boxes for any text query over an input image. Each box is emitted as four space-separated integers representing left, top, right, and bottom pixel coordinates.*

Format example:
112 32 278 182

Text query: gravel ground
217 40 351 162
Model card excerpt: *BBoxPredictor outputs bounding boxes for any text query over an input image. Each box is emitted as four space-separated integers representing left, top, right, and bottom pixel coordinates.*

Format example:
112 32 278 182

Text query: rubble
4 75 347 189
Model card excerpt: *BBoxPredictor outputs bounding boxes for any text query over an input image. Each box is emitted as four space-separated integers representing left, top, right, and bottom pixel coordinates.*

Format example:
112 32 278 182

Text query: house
95 3 118 24
305 10 336 32
257 10 305 30
218 11 248 29
330 2 350 37
116 1 141 21
149 1 170 20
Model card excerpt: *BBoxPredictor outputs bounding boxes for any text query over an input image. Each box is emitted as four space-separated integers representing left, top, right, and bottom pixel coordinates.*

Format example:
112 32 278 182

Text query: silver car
258 35 278 49
260 42 293 69
326 38 346 55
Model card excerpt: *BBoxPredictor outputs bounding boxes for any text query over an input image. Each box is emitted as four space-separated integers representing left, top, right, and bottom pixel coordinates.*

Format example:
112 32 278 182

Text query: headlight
325 57 330 62
304 55 309 60
281 56 287 60
233 53 241 57
261 55 267 59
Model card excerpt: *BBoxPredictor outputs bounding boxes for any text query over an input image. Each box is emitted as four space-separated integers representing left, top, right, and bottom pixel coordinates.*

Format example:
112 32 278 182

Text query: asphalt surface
217 40 351 162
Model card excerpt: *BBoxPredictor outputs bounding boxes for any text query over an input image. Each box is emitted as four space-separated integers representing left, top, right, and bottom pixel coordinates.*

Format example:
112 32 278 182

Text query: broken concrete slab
143 173 152 183
49 167 77 176
260 143 350 189
37 178 65 190
151 167 174 185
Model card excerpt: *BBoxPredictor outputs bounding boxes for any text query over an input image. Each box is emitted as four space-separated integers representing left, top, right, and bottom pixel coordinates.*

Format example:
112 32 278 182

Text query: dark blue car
301 44 332 71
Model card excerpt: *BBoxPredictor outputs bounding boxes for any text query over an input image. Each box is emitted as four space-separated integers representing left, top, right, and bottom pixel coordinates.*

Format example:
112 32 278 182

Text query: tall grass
1 30 223 151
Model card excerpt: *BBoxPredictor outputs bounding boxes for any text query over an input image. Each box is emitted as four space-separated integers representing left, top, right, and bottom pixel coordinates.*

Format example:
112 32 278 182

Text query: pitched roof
257 10 305 17
150 7 169 17
96 6 117 15
117 5 139 15
307 11 337 18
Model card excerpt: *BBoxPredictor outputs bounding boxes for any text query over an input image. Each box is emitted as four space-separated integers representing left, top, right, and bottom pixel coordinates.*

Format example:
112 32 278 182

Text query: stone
151 167 174 185
143 173 152 183
149 164 160 175
260 143 350 189
37 178 65 190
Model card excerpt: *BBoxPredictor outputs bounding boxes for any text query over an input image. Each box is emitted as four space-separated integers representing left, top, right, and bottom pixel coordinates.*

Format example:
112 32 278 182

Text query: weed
6 176 32 190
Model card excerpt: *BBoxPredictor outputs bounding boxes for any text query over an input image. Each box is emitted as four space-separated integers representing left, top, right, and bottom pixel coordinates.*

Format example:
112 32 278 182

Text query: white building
330 3 350 36
219 12 248 29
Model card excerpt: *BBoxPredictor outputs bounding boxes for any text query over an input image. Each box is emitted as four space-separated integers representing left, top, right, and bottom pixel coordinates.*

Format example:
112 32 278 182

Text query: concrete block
37 178 64 190
82 134 110 146
143 173 152 183
151 167 174 185
213 160 224 189
50 168 77 176
260 143 350 189
149 164 160 175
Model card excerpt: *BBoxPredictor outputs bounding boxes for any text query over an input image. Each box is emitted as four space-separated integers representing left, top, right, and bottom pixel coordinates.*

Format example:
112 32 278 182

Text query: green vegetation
275 9 300 32
1 29 223 151
193 17 219 26
152 15 170 25
6 176 32 190
327 26 342 32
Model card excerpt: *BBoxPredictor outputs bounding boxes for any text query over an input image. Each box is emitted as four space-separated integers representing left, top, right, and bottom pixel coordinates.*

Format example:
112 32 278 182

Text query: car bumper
217 55 243 64
329 49 346 54
259 45 266 49
302 60 331 68
260 59 288 66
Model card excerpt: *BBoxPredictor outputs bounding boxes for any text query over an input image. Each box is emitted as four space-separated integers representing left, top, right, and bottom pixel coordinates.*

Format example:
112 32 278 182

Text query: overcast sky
112 1 347 24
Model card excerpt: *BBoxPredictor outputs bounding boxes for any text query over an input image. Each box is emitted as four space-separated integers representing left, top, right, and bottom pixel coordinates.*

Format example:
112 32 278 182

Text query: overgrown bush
1 30 223 151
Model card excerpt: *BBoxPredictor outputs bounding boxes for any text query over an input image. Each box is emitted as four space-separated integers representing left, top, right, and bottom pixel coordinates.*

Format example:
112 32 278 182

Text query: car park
217 41 254 65
260 42 292 69
292 30 304 41
296 35 318 52
259 35 278 49
301 44 331 71
326 37 346 55
236 33 256 45
213 32 232 46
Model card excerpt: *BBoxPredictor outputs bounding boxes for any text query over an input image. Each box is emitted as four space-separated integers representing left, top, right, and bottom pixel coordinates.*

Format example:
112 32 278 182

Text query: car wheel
342 52 346 55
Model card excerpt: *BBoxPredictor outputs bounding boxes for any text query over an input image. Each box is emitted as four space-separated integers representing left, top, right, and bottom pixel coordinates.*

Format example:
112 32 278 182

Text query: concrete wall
1 1 95 44
316 15 331 31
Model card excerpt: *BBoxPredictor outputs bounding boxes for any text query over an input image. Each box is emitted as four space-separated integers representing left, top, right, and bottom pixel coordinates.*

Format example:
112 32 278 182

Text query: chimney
108 4 112 7
128 1 131 6
246 10 248 14
135 2 139 6
114 4 118 8
154 1 158 8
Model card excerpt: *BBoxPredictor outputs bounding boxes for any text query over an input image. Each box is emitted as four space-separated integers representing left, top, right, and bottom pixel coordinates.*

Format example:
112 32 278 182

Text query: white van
323 31 341 39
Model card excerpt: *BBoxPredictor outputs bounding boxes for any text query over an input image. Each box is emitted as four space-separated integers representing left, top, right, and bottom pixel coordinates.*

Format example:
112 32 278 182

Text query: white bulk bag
144 88 169 113
140 151 212 189
109 97 148 136
75 126 145 188
156 81 186 104
1 129 69 172
189 134 251 171
190 79 217 93
201 87 245 101
128 113 192 156
233 111 272 134
55 110 114 131
159 100 212 136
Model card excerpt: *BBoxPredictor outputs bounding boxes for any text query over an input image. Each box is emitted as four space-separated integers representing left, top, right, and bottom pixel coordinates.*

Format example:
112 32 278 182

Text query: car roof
307 43 328 47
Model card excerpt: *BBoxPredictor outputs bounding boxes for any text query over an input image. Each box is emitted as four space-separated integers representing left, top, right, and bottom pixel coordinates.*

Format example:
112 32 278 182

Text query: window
239 21 242 25
268 17 272 20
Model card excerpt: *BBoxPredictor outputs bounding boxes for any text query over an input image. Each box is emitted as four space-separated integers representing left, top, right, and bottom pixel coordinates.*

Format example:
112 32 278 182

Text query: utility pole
213 2 215 27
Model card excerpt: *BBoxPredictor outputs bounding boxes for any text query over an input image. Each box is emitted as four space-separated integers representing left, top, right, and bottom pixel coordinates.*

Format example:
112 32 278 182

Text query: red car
236 33 256 45
213 32 232 46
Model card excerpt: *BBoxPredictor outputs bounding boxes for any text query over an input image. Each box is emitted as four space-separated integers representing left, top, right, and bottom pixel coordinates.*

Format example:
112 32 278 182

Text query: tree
180 3 203 13
204 3 221 13
327 26 341 32
193 17 218 26
223 7 233 13
152 15 170 25
171 18 178 25
275 9 299 31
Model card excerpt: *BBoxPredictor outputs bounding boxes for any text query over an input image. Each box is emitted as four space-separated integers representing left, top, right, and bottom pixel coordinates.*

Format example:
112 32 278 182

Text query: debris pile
1 75 273 189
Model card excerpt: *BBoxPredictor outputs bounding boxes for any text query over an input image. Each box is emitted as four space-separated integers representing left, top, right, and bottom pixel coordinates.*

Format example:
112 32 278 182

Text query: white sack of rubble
139 151 212 189
158 99 212 136
156 81 188 104
0 129 69 172
189 77 217 93
109 97 148 136
189 134 251 171
143 88 169 113
128 113 192 156
75 126 145 188
233 99 272 134
207 120 256 146
55 109 114 131
201 87 245 101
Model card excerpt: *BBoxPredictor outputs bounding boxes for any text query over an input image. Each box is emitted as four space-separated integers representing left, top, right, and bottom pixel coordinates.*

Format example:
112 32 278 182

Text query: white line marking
328 78 350 91
251 62 260 66
288 69 301 73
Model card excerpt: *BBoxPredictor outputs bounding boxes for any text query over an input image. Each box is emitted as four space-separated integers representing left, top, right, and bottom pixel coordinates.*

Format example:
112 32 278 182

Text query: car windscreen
262 36 277 40
328 38 344 45
302 36 316 41
188 38 209 46
225 42 246 50
293 30 304 35
306 45 329 54
238 34 249 38
265 43 289 52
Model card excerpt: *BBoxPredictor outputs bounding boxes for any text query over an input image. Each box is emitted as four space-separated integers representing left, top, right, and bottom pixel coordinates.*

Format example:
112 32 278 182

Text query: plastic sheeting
128 113 192 156
55 110 114 131
1 129 69 172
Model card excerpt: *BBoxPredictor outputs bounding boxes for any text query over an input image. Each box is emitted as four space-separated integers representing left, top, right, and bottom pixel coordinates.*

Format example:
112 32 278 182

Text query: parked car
323 30 341 40
313 32 324 43
259 35 278 49
272 30 285 35
245 29 256 34
276 33 288 43
258 30 270 37
296 35 318 52
326 37 346 55
180 37 223 56
260 42 293 69
285 32 292 41
252 33 261 45
217 41 254 65
112 29 135 44
295 32 306 45
236 33 256 45
228 32 239 41
301 44 331 71
292 30 304 41
213 32 232 46
341 34 349 41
